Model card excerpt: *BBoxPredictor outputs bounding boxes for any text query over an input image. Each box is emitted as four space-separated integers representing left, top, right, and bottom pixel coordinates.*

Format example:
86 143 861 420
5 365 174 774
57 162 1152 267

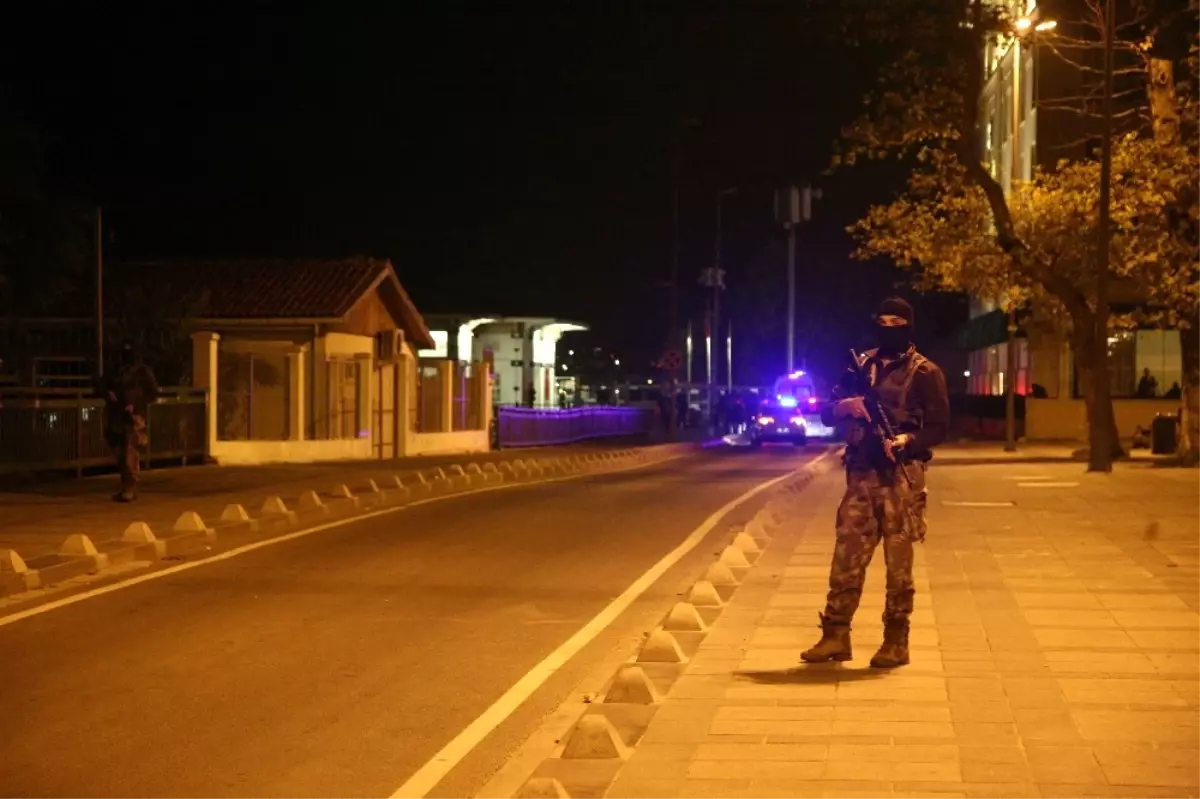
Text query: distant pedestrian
101 340 159 502
1137 368 1159 398
801 298 949 669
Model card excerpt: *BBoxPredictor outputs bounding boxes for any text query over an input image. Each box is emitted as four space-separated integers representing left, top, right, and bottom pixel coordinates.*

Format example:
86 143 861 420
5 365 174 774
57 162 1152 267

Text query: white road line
390 447 834 799
0 454 688 630
1018 482 1080 488
1002 475 1052 481
941 501 1017 507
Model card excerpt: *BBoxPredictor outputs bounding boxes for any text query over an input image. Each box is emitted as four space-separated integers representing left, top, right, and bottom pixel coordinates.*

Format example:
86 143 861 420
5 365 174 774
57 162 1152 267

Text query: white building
419 315 587 408
961 0 1184 441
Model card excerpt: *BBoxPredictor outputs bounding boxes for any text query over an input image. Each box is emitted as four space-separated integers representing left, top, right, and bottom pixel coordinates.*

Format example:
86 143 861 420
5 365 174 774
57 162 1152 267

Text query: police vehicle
747 371 819 448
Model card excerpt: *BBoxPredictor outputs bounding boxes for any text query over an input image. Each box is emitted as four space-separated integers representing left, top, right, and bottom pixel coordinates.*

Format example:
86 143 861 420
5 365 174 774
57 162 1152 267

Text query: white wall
407 430 490 456
1026 397 1182 442
210 439 373 466
476 328 526 406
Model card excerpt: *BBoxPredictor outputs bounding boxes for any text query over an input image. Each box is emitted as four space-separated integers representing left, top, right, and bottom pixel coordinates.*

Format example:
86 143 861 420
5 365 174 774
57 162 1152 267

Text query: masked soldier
801 298 949 668
102 340 160 502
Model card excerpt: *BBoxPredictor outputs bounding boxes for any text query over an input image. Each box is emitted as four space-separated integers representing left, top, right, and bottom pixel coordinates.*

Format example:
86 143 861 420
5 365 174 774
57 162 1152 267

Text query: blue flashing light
789 370 806 378
778 396 798 408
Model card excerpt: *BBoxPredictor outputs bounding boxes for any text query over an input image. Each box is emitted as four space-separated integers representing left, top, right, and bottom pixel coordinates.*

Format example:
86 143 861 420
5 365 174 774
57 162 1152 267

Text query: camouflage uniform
104 357 159 501
802 347 941 668
826 460 927 626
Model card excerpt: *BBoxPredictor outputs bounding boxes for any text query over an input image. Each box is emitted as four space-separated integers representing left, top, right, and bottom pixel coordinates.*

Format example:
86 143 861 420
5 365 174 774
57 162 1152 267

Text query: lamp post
775 184 820 373
707 187 737 430
1004 13 1056 452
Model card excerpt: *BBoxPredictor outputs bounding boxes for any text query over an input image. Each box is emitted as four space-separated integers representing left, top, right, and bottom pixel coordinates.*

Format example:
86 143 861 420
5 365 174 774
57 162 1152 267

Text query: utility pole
786 225 796 373
96 207 104 377
1005 33 1023 453
726 320 733 391
666 117 700 440
706 187 736 429
775 184 819 374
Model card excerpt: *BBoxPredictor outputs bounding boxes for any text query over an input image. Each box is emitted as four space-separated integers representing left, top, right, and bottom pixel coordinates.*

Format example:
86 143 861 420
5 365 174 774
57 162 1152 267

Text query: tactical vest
845 349 928 464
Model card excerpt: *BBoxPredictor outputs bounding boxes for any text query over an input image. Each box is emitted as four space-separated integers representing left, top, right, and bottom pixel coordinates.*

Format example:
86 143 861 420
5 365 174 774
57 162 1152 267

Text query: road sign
660 349 683 371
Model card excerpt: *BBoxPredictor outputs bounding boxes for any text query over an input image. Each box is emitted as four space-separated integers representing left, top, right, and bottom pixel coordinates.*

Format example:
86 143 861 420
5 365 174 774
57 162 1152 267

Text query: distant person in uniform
101 340 159 502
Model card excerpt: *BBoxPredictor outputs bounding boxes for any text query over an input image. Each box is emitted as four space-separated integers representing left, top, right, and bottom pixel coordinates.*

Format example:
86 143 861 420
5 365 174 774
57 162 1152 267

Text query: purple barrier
496 405 654 448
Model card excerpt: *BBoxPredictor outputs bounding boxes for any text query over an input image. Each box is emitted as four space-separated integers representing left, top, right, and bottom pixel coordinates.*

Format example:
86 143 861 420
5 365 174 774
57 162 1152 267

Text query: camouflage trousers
115 414 148 495
822 462 928 626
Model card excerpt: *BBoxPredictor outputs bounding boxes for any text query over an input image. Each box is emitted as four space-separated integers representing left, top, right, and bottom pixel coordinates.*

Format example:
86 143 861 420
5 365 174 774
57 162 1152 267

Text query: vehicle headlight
757 416 774 426
790 416 805 426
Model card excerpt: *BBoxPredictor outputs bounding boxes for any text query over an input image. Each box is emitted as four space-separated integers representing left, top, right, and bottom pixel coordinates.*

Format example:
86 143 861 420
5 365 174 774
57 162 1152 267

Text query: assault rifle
848 349 909 463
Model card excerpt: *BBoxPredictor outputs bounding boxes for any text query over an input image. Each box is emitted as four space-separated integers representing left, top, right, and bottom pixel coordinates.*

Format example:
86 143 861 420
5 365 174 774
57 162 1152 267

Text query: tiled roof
124 257 388 320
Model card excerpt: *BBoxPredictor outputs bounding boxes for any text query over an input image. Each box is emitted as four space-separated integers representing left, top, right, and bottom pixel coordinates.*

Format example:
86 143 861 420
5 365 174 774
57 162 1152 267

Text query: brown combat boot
870 621 910 668
800 614 852 663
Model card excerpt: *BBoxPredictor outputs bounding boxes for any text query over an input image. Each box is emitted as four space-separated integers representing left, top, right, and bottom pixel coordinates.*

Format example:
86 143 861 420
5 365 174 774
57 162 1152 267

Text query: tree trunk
1180 315 1200 463
1071 315 1123 465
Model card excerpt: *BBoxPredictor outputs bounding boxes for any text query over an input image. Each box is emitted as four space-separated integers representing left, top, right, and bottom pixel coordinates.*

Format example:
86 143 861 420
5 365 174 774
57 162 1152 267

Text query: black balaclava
874 297 915 356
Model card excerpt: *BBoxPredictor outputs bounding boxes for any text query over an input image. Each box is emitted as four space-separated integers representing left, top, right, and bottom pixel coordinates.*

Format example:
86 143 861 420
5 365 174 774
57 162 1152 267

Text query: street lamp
1002 14 1056 452
705 186 738 432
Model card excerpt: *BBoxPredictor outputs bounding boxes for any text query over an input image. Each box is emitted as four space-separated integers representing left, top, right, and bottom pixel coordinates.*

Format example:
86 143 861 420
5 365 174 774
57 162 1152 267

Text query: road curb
0 443 702 603
502 452 834 799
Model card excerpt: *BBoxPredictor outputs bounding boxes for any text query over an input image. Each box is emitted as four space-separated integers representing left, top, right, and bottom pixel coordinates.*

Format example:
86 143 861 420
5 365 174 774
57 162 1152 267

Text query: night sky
2 2 958 382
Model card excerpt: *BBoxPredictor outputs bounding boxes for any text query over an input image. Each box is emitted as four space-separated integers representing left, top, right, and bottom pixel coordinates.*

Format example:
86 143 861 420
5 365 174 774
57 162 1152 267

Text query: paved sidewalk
935 441 1167 465
0 439 676 560
606 459 1199 798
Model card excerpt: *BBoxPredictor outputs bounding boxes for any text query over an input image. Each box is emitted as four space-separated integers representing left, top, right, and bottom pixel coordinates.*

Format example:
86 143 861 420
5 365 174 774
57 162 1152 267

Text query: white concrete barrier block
466 463 484 475
261 496 291 516
719 545 752 571
173 511 209 534
366 478 382 494
744 516 771 541
514 777 571 799
637 629 688 663
604 665 661 705
561 714 630 760
122 522 157 544
0 549 29 573
60 533 99 557
220 504 251 523
704 561 741 587
449 464 466 477
732 531 762 557
333 484 354 499
482 462 499 473
298 490 325 511
688 580 725 607
663 601 707 632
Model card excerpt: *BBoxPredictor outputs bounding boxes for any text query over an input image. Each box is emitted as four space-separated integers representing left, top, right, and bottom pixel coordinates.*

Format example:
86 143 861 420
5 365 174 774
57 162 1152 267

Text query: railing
496 405 654 448
0 388 208 475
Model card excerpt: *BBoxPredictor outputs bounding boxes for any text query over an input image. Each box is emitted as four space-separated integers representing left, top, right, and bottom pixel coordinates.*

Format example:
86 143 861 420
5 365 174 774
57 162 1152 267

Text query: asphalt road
0 444 825 798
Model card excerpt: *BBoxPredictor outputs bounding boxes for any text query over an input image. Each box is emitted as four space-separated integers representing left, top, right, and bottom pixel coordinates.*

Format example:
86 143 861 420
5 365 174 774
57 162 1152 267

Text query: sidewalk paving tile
604 457 1200 799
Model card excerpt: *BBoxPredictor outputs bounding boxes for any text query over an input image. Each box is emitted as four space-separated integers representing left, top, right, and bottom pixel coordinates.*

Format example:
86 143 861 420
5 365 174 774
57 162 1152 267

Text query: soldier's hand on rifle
833 397 870 421
883 432 913 462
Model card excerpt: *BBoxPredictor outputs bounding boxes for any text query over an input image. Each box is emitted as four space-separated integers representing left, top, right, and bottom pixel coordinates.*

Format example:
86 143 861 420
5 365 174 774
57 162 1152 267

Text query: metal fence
217 347 292 441
0 388 208 475
495 405 654 448
417 362 485 433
